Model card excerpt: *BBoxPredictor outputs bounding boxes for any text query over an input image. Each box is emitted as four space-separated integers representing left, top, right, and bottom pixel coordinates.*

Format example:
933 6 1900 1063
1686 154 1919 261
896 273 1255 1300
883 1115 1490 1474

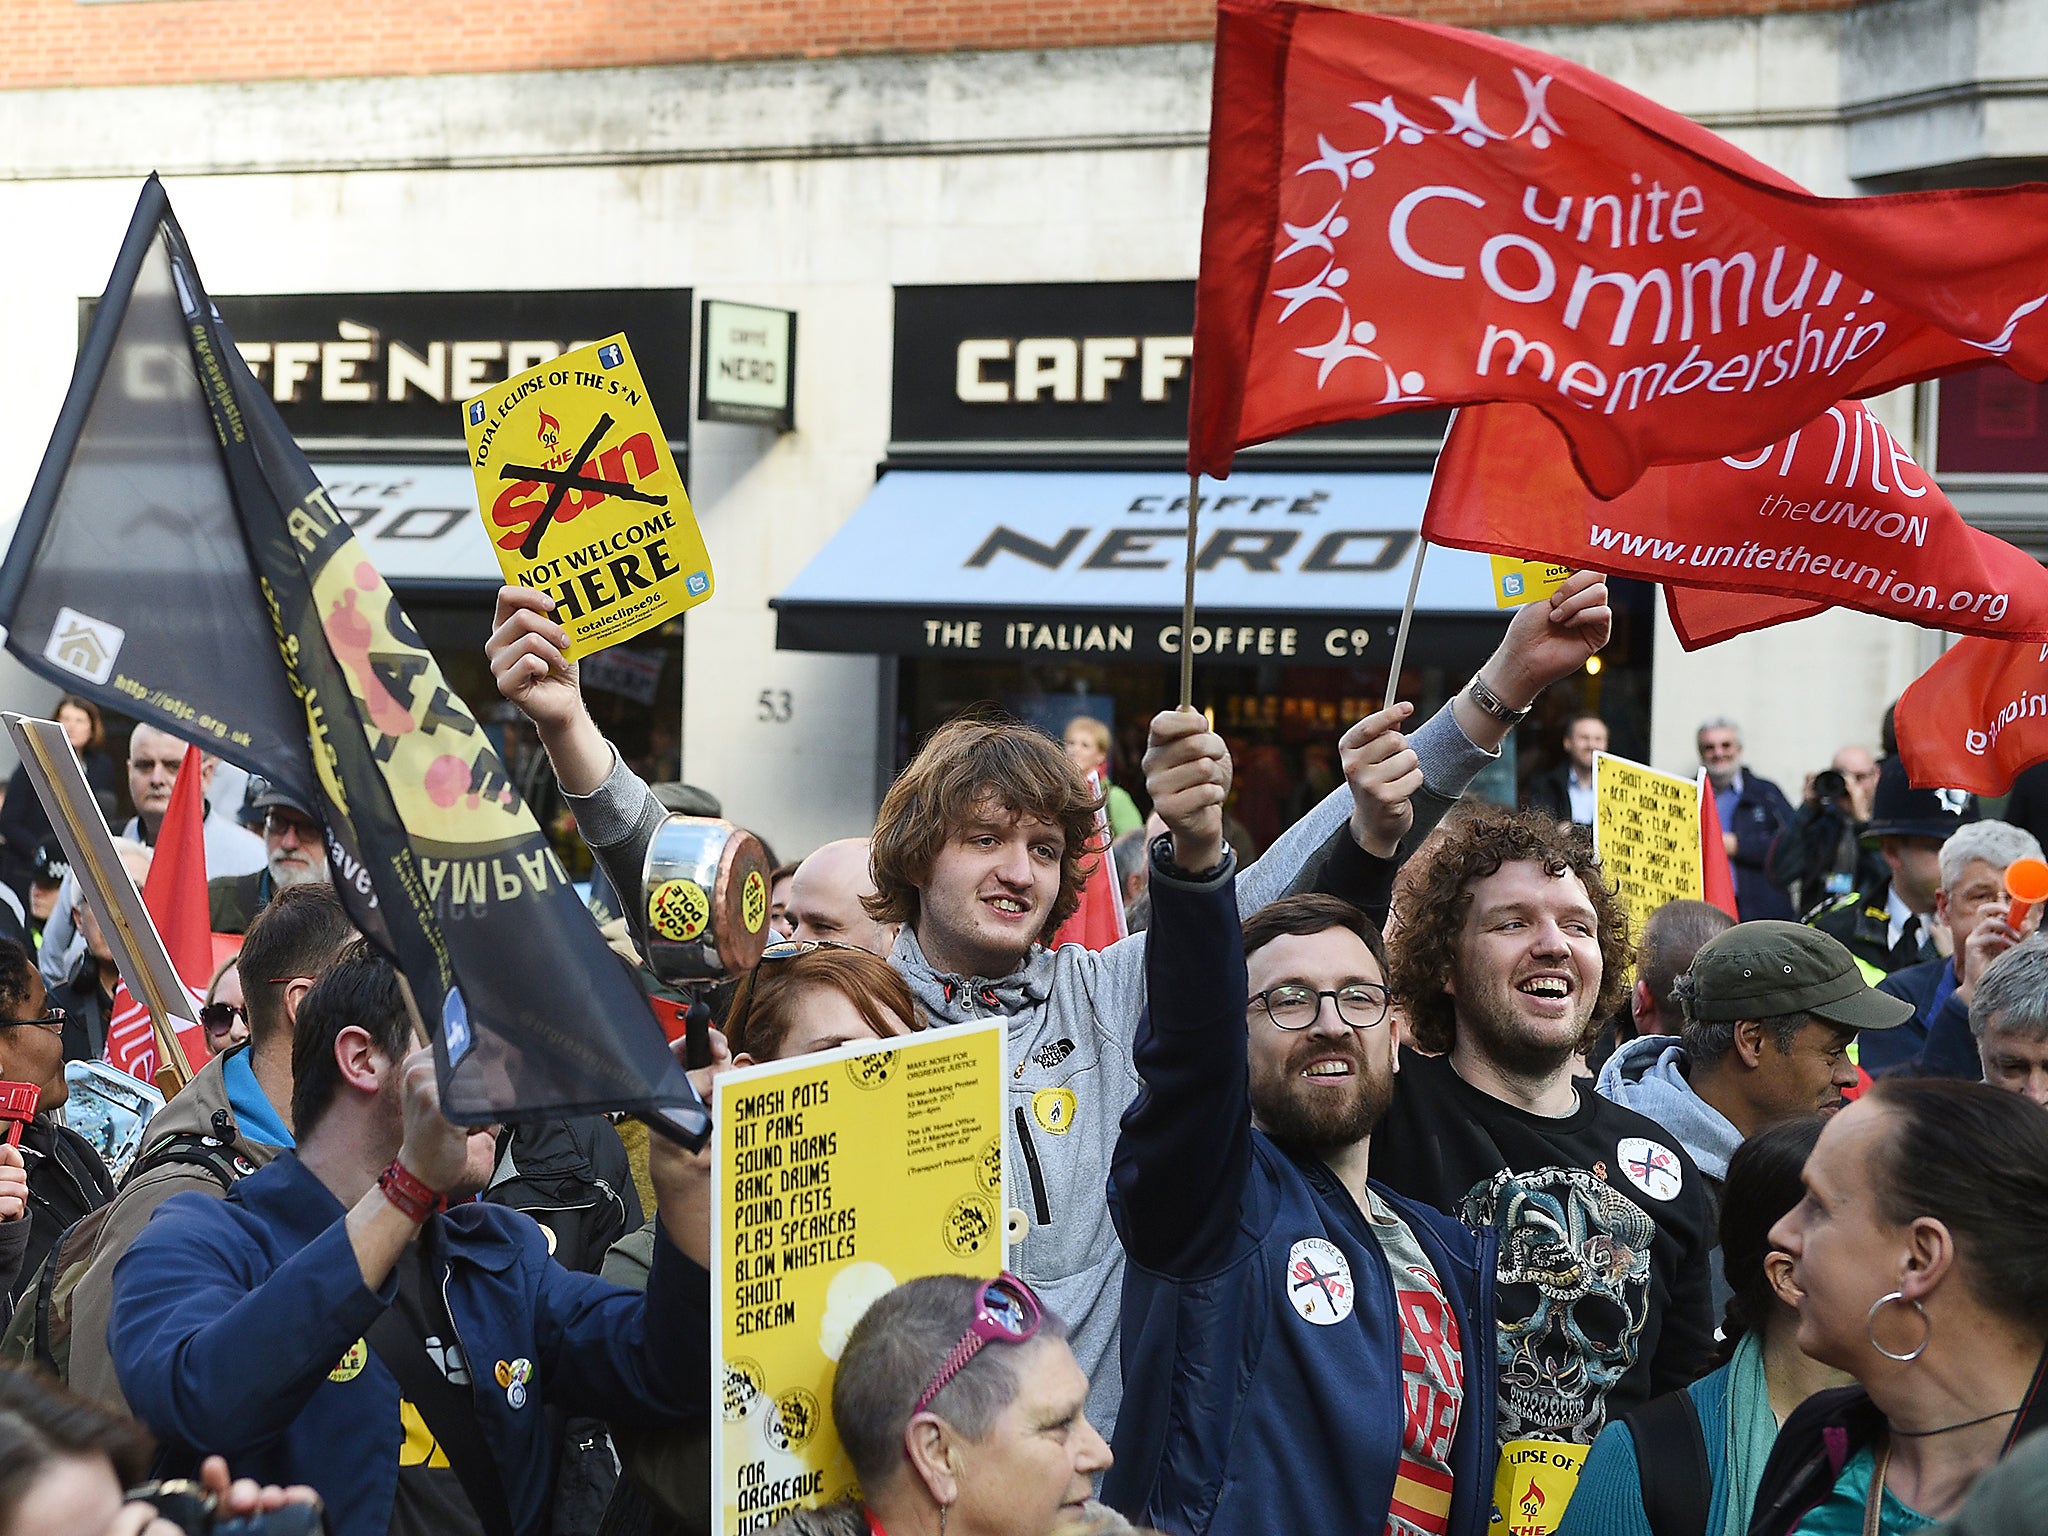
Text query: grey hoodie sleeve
1080 698 1498 1016
563 745 667 954
1233 696 1496 913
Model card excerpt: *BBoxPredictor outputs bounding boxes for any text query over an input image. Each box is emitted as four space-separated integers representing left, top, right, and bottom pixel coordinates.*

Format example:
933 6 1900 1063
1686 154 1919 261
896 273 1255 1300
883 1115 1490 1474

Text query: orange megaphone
2006 858 2048 930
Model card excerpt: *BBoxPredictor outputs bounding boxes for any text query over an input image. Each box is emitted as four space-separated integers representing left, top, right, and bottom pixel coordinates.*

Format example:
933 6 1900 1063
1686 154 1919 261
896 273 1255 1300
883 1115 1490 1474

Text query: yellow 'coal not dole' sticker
329 1339 368 1382
741 868 768 934
649 878 710 942
463 333 715 661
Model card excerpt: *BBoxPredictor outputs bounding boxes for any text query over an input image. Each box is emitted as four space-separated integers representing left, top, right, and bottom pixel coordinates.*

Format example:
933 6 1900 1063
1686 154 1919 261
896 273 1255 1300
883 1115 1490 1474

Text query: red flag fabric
1697 770 1740 920
103 982 166 1085
1664 588 1822 651
1895 639 2048 796
105 745 212 1082
1192 1 2048 494
1050 771 1129 952
1423 400 2048 649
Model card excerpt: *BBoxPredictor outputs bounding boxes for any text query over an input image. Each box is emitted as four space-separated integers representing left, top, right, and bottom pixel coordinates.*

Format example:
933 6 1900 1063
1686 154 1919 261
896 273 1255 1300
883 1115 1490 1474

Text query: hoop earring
1867 1291 1931 1363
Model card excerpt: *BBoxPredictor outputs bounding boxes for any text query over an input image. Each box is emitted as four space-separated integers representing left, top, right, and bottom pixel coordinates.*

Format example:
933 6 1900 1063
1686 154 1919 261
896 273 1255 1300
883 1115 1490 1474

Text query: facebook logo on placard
467 400 486 426
686 571 710 596
598 344 624 369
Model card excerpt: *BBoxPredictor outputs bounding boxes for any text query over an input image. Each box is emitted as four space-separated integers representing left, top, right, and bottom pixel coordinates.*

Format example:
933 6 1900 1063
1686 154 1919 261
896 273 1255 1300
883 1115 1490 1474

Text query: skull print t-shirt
1369 1048 1717 1446
1363 1188 1465 1536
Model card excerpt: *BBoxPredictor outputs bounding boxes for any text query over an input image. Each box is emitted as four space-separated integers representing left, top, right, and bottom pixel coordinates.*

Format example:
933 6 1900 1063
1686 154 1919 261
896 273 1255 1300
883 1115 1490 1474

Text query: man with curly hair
1371 800 1717 1459
484 572 1614 1442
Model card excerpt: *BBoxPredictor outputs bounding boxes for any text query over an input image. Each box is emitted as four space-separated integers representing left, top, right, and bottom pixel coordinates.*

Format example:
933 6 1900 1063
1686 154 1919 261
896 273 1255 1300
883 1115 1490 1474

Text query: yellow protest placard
1490 1439 1590 1536
1489 556 1574 609
463 334 714 658
1593 751 1704 941
713 1022 1006 1536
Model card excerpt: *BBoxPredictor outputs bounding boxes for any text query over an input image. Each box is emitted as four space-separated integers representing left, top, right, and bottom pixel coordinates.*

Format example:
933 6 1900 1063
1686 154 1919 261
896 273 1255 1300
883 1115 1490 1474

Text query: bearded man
1373 803 1716 1452
209 782 333 935
1104 708 1497 1536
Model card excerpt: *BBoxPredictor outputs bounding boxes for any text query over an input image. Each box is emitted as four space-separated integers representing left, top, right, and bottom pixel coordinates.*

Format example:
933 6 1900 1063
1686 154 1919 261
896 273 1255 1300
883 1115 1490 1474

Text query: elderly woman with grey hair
1967 934 2048 1104
768 1274 1118 1536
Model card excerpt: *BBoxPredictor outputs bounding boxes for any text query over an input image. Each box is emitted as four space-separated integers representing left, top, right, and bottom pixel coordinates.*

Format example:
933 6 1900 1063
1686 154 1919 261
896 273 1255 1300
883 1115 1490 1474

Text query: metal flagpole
1381 535 1429 713
1383 407 1460 712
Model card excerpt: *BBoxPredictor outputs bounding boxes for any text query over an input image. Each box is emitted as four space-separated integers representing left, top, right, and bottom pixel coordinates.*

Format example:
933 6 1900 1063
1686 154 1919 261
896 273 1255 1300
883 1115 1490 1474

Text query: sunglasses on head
759 939 862 962
910 1273 1044 1418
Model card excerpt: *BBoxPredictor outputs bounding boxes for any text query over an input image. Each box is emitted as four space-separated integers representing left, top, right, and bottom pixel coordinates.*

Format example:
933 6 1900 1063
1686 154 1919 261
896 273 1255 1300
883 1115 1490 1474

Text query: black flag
0 177 707 1144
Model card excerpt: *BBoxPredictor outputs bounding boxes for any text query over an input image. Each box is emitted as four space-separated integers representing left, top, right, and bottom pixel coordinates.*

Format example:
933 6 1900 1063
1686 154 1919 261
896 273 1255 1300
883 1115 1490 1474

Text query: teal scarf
1722 1332 1779 1536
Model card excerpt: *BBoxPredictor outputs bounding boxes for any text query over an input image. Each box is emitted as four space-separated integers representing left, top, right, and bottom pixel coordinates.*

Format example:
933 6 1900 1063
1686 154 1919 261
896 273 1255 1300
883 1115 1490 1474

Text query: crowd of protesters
0 573 2033 1536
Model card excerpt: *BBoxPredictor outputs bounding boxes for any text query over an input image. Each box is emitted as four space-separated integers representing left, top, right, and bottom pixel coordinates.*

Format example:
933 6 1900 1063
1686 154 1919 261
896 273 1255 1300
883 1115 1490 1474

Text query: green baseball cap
1684 920 1915 1031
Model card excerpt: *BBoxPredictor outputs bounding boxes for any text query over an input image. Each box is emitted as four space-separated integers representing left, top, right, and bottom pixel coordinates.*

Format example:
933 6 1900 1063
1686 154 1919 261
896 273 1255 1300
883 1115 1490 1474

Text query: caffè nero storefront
775 281 1654 841
192 289 693 866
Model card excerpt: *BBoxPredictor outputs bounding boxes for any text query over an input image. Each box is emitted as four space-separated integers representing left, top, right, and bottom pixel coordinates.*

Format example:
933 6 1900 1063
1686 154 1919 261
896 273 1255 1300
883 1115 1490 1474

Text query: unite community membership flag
0 176 708 1142
1190 0 2048 495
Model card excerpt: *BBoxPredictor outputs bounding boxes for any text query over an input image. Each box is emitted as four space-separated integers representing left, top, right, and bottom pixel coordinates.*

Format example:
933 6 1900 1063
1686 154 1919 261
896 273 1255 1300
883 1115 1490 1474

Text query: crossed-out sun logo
1285 1237 1355 1324
1615 1137 1683 1202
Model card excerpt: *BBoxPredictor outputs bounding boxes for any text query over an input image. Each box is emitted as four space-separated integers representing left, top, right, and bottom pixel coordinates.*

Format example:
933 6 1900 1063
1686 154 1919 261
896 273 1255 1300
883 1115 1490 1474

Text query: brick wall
8 0 1860 91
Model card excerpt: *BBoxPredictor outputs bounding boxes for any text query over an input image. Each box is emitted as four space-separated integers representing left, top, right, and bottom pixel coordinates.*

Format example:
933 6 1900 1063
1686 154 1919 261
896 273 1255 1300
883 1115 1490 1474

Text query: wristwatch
1463 672 1533 727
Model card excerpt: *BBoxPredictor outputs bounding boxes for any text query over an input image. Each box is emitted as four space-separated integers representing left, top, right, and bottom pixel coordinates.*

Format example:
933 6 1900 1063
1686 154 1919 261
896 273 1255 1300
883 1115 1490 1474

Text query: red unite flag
1049 770 1129 952
1191 1 2048 496
1697 772 1740 920
1895 639 2048 797
1423 400 2048 648
105 745 212 1082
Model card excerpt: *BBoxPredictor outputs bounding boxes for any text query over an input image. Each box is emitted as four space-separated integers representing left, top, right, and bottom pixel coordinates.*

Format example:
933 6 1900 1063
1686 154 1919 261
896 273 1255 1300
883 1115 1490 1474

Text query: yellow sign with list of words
713 1022 1006 1536
1592 751 1705 942
463 334 714 659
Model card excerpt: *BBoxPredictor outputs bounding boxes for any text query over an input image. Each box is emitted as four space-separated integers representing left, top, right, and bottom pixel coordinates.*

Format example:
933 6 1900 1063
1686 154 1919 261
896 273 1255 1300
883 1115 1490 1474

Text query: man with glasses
489 575 1614 1442
209 780 333 936
1105 720 1496 1536
0 933 112 1311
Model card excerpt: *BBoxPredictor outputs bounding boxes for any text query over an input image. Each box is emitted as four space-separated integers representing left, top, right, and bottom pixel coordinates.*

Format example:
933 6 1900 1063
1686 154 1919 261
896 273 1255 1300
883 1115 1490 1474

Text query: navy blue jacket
111 1150 706 1536
1104 846 1498 1536
1719 772 1796 923
1868 955 1979 1079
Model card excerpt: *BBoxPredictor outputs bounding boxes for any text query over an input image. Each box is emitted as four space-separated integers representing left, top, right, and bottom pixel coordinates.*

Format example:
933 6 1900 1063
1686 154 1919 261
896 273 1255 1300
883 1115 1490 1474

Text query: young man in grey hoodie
486 571 1613 1440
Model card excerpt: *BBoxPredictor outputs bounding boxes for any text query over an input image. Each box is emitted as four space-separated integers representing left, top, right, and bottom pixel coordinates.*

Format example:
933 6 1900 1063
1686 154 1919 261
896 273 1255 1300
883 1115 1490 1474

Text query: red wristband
378 1160 447 1223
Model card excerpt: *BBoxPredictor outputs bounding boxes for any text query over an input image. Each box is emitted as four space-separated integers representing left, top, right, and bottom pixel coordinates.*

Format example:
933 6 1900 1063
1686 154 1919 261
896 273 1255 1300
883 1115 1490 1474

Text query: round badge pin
1284 1237 1355 1325
1616 1137 1684 1202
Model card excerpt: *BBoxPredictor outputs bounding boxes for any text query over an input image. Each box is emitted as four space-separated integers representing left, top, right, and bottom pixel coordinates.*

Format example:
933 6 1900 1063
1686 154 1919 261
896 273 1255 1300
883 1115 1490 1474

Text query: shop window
1937 365 2048 474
